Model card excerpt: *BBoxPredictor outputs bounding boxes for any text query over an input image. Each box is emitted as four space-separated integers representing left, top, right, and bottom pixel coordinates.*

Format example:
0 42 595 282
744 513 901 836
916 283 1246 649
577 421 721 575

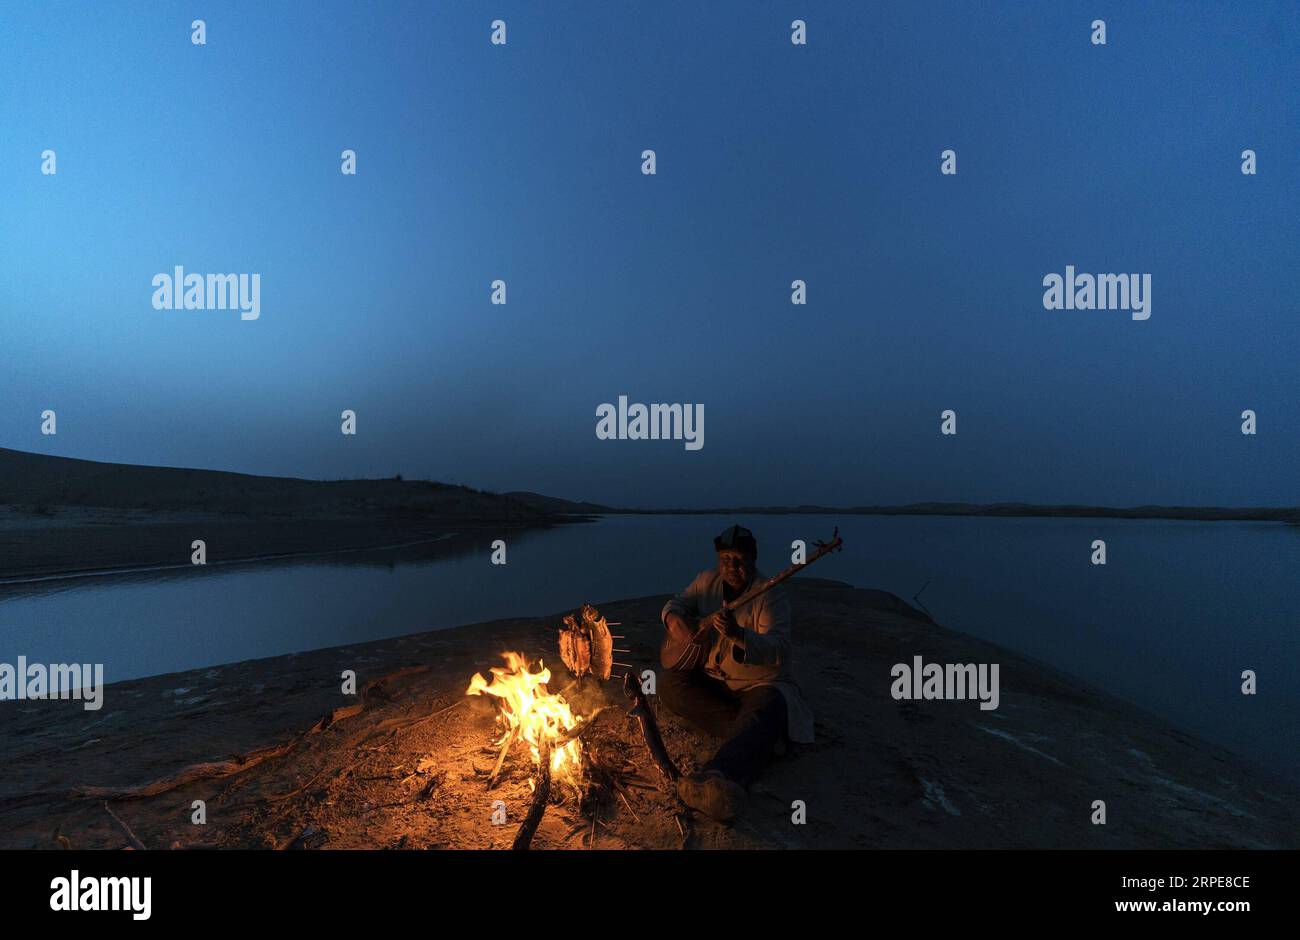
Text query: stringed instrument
659 529 843 671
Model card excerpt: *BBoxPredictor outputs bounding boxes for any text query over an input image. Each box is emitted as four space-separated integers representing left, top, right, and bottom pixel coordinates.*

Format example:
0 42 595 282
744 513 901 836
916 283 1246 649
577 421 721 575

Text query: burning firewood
466 651 661 849
511 739 552 850
486 725 520 789
466 652 588 805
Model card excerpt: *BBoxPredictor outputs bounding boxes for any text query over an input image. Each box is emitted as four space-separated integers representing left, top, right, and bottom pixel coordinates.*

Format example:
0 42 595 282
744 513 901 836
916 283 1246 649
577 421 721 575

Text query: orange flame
466 652 583 785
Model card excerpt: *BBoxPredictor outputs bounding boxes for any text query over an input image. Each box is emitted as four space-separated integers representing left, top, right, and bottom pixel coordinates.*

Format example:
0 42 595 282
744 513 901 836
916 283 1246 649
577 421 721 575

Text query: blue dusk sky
1 1 1297 507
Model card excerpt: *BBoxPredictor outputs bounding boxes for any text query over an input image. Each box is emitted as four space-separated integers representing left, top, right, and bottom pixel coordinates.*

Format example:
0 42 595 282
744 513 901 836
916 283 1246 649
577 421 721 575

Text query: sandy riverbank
1 578 1295 849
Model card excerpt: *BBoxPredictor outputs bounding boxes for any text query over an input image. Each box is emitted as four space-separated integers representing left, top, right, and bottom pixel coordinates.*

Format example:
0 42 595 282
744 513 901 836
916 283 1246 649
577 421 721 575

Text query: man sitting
659 525 814 823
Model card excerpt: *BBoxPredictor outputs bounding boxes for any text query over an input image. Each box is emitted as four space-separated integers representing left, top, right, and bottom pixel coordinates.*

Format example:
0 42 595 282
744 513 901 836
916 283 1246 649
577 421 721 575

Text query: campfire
461 605 686 848
465 652 585 792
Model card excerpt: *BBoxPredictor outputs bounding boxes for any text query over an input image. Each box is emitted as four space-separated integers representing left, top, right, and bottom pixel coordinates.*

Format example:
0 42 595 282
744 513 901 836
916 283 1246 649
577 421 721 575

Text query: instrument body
659 530 843 671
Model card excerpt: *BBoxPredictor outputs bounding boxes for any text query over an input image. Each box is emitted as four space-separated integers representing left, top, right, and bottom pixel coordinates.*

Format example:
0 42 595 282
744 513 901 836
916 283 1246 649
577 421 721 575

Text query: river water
1 513 1296 778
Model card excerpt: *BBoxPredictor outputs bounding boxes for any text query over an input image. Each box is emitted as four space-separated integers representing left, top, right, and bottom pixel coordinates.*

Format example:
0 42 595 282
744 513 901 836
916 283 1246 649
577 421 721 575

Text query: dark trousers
657 668 788 788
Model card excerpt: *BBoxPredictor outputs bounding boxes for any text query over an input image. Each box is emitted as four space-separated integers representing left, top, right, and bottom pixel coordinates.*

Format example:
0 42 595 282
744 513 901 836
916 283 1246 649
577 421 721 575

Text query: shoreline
584 507 1300 524
0 533 464 587
0 511 591 583
2 578 1294 850
4 503 1285 585
0 446 582 581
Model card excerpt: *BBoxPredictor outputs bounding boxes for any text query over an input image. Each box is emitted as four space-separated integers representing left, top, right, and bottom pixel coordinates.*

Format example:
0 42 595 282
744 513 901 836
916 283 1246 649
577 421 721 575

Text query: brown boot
677 770 747 824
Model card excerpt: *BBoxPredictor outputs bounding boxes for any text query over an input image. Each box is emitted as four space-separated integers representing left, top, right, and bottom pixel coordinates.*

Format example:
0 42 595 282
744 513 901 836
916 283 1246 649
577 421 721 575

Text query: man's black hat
713 524 757 556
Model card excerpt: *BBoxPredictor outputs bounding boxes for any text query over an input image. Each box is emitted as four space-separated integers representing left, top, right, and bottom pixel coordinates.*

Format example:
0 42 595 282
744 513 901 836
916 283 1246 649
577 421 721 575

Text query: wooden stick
364 698 462 741
622 674 680 783
308 664 430 734
487 725 521 790
552 707 608 749
103 802 146 850
676 812 692 850
428 699 464 719
511 740 552 850
69 740 299 802
264 764 329 802
617 790 641 823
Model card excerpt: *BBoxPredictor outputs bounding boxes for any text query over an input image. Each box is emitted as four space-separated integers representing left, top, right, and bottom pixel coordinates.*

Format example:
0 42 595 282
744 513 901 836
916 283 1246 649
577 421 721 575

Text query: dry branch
362 698 462 742
309 664 430 735
553 706 610 749
622 674 680 783
511 739 552 851
264 763 330 802
102 801 147 850
70 741 300 802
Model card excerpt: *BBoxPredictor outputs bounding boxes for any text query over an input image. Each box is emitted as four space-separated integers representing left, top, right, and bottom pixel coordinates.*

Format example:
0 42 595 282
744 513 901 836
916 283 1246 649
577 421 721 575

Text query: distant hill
467 487 1300 525
502 491 613 514
3 448 1293 525
601 502 1300 523
0 448 546 522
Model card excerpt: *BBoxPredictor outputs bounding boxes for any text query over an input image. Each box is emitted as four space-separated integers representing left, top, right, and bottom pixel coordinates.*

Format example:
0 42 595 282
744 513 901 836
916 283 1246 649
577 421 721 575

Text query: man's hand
712 607 744 643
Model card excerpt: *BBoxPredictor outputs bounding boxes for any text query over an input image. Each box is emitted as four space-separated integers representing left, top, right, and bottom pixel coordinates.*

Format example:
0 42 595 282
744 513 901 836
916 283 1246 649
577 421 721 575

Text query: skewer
617 790 641 823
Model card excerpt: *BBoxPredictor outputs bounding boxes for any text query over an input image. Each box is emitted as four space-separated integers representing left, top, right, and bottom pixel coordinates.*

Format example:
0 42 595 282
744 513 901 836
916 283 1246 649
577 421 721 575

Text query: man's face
717 549 755 591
